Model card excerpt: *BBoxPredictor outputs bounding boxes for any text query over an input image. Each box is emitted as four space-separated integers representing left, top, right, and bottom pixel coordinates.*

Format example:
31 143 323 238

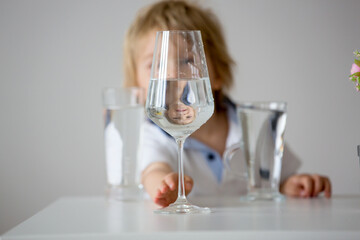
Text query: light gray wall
0 0 359 234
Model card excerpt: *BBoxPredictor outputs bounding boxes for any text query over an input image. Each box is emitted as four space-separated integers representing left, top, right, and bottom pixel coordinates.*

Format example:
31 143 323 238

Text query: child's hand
280 174 331 198
154 172 193 207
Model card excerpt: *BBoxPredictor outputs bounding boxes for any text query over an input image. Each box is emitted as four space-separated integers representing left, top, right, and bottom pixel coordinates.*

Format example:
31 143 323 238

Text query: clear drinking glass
103 87 144 201
146 30 214 214
224 102 287 201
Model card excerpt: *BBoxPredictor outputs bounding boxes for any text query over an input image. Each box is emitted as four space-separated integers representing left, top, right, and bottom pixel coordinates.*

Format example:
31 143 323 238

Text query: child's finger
300 175 314 197
184 175 193 186
159 180 171 193
312 174 324 197
164 173 177 191
323 177 332 198
184 175 193 193
153 189 164 203
154 197 169 207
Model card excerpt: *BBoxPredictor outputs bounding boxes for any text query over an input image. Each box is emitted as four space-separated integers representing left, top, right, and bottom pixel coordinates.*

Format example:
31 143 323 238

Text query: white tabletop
2 195 360 240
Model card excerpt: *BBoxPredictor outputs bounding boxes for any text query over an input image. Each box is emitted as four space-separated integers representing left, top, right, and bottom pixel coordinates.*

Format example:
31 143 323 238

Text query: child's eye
180 57 194 65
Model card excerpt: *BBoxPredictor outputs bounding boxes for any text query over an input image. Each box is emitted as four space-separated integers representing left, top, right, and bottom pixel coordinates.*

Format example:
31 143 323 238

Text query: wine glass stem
176 137 187 202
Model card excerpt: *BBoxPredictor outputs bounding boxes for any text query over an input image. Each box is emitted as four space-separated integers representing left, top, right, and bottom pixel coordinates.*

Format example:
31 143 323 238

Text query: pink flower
349 50 360 92
350 63 360 75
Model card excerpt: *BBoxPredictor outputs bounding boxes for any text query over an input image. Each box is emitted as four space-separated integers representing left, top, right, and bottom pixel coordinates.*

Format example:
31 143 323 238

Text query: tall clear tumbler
224 102 287 201
102 87 144 201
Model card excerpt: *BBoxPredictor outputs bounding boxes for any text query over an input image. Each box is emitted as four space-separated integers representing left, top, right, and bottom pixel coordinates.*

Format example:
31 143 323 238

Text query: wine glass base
154 199 211 214
240 190 285 202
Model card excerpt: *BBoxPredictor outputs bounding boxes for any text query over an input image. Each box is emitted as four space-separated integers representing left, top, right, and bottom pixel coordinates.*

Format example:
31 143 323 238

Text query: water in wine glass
147 78 214 138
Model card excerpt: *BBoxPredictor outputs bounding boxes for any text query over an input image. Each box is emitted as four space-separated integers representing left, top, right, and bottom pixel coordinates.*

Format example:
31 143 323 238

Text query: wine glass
145 30 214 214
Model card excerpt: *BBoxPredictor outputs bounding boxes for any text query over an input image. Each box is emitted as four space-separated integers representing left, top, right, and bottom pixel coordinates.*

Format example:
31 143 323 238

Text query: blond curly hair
123 0 235 104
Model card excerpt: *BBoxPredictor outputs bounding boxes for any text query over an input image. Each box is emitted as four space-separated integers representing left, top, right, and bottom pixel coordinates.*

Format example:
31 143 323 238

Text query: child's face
166 102 195 125
164 80 196 125
135 30 221 96
135 31 157 95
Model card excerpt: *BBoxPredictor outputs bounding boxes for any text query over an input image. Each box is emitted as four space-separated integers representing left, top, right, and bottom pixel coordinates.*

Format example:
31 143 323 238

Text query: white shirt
139 99 300 198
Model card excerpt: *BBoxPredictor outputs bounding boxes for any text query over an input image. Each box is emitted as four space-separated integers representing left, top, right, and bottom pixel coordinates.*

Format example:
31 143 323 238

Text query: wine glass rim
102 86 144 92
237 101 287 104
156 30 201 34
237 101 287 110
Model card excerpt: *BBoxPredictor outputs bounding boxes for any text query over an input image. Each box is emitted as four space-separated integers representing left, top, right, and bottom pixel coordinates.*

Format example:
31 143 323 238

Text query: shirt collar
184 98 240 152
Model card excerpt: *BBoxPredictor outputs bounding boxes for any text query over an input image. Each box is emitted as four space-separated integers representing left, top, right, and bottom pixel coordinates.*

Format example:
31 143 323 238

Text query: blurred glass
225 102 287 201
102 87 144 201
